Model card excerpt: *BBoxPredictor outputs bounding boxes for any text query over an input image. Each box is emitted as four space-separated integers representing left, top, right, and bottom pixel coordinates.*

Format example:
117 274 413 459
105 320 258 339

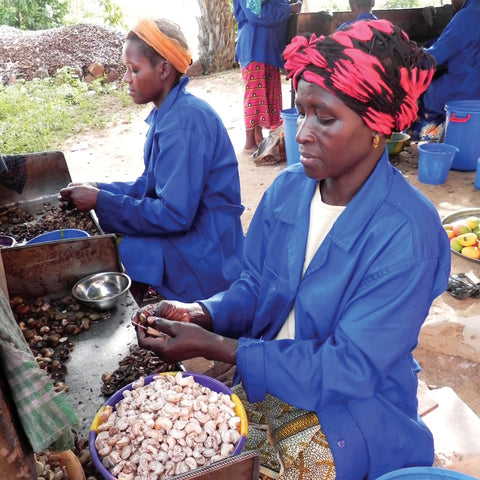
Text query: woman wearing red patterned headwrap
134 20 451 480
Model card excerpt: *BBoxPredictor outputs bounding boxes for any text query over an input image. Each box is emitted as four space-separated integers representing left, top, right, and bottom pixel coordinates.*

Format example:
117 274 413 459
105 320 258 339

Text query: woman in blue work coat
420 0 480 125
134 20 451 480
59 18 244 303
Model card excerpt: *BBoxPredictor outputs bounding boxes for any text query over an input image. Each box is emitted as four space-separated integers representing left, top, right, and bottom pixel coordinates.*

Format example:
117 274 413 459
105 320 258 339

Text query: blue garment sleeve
425 11 464 66
97 175 147 199
95 123 210 236
239 257 445 408
203 190 273 338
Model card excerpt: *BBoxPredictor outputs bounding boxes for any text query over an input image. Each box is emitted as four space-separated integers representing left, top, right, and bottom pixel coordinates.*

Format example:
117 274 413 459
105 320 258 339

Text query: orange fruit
461 246 480 259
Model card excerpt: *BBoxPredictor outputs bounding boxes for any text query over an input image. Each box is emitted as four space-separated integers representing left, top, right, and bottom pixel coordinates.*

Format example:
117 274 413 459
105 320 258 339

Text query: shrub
0 0 71 30
0 68 132 154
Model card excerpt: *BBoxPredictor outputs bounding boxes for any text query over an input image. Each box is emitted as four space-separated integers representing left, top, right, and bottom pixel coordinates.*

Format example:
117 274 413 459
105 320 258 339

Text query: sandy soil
61 68 480 424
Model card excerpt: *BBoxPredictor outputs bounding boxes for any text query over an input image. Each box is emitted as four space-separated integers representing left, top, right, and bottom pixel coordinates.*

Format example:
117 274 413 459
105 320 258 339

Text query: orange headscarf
132 18 192 74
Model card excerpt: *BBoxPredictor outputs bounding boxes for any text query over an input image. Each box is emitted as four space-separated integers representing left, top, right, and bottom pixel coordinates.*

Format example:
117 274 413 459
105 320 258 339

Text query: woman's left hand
136 316 210 362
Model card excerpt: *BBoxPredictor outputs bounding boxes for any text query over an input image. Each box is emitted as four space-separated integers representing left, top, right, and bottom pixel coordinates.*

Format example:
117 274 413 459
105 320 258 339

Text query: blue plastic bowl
376 467 478 480
26 229 89 245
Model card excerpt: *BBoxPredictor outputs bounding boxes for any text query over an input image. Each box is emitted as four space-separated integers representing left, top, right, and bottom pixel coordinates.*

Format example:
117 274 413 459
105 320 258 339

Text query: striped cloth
0 291 78 452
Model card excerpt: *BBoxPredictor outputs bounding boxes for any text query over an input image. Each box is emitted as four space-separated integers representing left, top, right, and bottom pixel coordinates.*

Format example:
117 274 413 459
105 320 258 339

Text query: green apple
474 227 480 240
465 216 480 231
450 237 463 252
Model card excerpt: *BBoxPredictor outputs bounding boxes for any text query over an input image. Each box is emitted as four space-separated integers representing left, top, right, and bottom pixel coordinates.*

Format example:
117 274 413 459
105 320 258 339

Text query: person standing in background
411 0 480 140
233 0 303 154
337 0 377 30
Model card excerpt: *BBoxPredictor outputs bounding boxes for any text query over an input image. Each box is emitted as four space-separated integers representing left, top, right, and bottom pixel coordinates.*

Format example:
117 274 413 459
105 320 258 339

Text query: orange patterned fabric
132 18 192 74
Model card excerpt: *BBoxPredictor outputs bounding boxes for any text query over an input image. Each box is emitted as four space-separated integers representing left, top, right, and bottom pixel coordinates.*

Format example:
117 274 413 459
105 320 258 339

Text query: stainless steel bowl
72 272 131 311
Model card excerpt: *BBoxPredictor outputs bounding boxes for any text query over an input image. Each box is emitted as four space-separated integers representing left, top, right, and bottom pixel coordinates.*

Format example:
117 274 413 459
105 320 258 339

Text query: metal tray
0 198 101 244
441 208 480 264
0 151 103 243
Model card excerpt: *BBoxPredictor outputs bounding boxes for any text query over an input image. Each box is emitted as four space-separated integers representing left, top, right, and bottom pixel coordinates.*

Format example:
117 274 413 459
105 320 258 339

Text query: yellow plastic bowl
387 132 410 155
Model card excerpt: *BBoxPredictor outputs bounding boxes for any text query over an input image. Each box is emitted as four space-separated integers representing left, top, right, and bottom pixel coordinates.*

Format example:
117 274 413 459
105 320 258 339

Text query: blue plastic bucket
444 100 480 171
418 142 458 185
26 229 89 245
375 466 478 480
475 157 480 190
280 108 301 166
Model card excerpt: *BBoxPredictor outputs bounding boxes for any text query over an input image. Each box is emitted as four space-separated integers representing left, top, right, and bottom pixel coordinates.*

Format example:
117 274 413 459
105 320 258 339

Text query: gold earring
372 134 380 149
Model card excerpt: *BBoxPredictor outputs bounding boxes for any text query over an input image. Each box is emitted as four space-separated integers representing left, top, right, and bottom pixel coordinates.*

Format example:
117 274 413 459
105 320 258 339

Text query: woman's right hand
58 182 99 211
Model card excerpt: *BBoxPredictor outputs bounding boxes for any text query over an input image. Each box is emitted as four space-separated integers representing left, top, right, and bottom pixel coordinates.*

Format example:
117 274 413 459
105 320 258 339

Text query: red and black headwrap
283 20 436 136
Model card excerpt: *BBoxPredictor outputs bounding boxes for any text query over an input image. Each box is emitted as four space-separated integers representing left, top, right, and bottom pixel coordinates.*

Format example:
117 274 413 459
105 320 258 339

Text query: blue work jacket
424 0 480 116
203 150 451 480
233 0 292 68
96 77 245 302
337 12 378 31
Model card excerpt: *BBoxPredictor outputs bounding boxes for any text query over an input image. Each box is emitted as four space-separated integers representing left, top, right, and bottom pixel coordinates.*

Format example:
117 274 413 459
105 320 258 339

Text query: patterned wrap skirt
242 62 283 131
233 384 337 480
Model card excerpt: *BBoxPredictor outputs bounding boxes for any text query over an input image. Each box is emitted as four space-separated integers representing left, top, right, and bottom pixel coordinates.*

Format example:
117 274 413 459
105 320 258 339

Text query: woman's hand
133 300 213 330
58 182 99 211
135 315 238 364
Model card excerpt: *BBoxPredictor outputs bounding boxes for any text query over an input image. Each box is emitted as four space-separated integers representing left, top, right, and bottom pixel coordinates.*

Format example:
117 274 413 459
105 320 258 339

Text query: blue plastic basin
376 467 478 480
26 229 89 245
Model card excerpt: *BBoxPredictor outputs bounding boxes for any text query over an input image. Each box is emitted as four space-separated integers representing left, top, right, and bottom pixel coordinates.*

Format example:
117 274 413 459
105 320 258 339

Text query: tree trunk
197 0 237 74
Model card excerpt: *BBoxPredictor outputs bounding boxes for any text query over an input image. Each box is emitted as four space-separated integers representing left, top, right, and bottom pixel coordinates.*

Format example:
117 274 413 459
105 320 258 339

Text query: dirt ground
61 68 480 429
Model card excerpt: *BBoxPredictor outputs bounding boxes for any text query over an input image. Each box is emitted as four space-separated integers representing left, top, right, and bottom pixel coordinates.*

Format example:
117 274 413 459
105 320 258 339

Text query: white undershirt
275 185 345 340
